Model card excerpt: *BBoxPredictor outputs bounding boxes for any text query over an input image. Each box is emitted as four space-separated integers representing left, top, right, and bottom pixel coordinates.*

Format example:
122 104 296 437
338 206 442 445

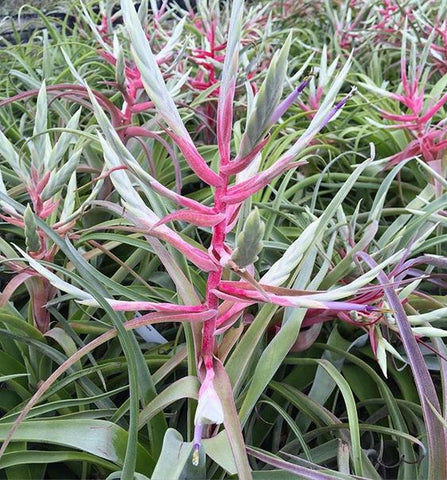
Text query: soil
0 1 67 16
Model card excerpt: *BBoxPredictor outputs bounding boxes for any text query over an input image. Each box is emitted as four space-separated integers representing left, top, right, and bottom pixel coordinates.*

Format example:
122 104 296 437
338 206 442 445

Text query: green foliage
0 0 447 479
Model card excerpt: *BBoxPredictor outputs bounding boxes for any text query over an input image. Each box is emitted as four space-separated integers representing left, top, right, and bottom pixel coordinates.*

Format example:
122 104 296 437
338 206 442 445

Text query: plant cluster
0 0 447 479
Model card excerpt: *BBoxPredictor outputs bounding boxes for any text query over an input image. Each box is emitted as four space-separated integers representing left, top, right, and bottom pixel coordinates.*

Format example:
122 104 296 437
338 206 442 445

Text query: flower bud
194 368 224 426
24 204 41 253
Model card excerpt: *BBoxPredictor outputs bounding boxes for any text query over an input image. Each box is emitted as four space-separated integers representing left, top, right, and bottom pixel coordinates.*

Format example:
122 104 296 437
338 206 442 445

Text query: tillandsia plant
185 0 271 144
1 0 374 471
1 0 447 479
360 24 447 192
0 83 103 333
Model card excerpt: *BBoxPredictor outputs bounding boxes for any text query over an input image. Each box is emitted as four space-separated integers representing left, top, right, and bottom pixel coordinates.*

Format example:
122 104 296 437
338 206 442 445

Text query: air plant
0 0 369 470
1 0 447 479
360 26 447 191
0 84 105 333
410 0 447 73
186 0 270 143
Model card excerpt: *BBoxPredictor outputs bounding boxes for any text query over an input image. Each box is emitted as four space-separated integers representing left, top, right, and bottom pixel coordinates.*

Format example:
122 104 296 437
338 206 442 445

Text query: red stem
202 181 228 359
202 111 232 359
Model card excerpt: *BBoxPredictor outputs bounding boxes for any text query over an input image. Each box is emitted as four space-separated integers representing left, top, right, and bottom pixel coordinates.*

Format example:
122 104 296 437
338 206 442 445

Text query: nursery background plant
1 0 447 479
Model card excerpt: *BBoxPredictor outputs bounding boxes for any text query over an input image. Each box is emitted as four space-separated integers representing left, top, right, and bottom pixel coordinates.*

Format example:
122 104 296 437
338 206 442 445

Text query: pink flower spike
217 77 236 166
224 204 242 233
420 92 447 123
98 51 117 67
216 302 248 328
379 110 420 123
98 13 109 35
35 171 51 195
130 101 154 113
222 136 270 176
39 199 60 219
164 129 223 187
212 283 376 313
222 158 306 204
214 311 245 335
150 210 226 229
94 300 207 313
0 214 25 229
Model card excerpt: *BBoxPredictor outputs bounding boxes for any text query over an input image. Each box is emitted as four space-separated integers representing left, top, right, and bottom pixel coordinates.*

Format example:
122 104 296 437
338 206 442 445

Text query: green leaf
0 420 154 475
314 360 363 476
214 359 252 480
251 472 302 479
32 80 51 170
311 342 418 477
45 327 81 370
151 429 205 480
0 306 45 341
138 376 200 429
203 431 237 475
127 332 167 459
239 34 291 157
0 450 117 472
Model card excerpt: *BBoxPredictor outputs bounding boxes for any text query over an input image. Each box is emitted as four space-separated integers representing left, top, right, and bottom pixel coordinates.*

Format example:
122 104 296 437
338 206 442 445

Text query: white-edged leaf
412 327 447 338
120 0 187 137
33 81 52 170
14 245 92 300
219 0 244 102
239 34 292 157
43 150 82 200
0 169 17 214
47 108 82 170
60 171 77 222
262 219 319 286
408 308 447 325
0 128 22 177
156 17 186 61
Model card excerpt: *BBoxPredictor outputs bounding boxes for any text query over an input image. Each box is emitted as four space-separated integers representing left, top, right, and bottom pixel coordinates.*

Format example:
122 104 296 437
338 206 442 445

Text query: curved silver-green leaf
0 419 154 475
